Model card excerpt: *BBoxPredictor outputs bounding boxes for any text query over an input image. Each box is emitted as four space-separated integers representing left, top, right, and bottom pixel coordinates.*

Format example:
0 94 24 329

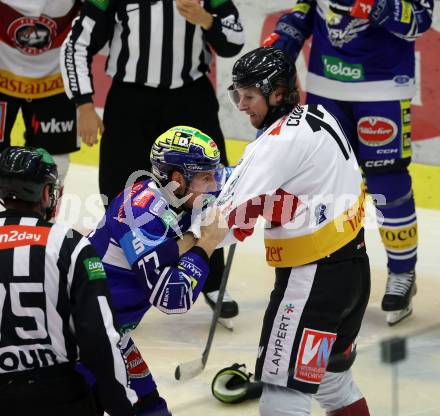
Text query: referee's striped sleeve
61 1 116 103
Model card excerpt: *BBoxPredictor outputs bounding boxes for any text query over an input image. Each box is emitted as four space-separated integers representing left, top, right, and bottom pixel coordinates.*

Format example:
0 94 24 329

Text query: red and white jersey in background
217 104 365 268
0 0 80 99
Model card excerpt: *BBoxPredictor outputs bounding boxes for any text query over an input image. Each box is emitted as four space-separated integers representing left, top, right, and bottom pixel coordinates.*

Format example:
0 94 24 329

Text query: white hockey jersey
0 0 80 99
217 104 365 267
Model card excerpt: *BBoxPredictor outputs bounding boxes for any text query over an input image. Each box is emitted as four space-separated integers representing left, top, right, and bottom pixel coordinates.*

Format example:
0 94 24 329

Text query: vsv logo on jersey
358 117 398 146
32 115 74 135
322 55 364 81
294 328 336 384
0 225 49 249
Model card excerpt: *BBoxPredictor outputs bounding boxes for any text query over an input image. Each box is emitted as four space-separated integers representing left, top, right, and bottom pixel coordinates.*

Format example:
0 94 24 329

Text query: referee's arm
70 238 138 416
203 0 245 57
61 0 117 105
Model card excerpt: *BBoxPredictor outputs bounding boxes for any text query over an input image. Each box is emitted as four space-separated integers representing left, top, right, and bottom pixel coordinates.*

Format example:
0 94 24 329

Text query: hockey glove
211 363 263 404
328 0 376 19
262 12 308 60
330 0 416 27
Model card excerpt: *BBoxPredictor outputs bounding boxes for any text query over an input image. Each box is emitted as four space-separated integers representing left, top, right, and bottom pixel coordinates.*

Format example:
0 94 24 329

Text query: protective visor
185 163 225 193
227 84 267 110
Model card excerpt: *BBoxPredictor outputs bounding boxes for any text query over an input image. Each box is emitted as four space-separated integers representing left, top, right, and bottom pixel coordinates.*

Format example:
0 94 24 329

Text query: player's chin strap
259 101 292 132
212 363 263 404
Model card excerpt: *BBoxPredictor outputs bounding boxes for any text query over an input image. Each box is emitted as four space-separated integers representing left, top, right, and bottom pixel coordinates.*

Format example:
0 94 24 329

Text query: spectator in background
61 0 245 322
264 0 434 325
0 1 81 185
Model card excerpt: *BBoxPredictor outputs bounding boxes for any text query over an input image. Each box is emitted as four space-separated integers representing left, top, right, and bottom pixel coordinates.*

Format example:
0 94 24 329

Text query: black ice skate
381 270 416 326
204 290 239 330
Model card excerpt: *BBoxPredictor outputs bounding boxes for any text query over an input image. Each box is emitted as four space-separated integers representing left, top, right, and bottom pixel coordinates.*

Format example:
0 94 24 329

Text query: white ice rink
61 163 440 416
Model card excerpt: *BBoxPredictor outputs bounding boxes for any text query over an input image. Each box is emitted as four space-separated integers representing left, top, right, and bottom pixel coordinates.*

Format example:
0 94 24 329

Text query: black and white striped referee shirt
61 0 244 104
0 211 137 415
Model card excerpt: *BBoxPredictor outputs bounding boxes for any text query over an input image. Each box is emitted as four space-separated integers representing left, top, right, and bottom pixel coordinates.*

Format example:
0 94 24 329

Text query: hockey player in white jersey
264 0 433 325
216 46 371 415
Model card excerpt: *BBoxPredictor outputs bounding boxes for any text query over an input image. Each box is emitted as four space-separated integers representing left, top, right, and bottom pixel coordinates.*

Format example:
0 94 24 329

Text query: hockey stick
174 244 237 381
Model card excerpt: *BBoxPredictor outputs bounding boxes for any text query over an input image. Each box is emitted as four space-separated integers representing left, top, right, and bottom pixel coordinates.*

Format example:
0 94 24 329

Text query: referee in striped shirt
61 0 245 320
0 147 137 415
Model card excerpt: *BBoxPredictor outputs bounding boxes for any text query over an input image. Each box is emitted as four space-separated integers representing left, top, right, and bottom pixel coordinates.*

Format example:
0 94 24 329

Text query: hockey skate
381 270 416 326
204 289 239 331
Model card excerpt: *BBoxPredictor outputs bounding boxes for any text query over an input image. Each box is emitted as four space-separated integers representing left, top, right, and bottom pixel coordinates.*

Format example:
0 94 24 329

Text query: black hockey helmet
229 46 298 130
230 46 296 99
0 147 60 216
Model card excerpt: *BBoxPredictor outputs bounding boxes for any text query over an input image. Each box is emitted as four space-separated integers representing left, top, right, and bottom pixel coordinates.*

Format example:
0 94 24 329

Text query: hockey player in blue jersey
85 126 230 415
264 0 433 325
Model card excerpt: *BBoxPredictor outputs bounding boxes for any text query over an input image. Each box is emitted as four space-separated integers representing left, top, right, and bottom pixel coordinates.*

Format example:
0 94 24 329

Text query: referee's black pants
100 75 228 293
0 364 96 416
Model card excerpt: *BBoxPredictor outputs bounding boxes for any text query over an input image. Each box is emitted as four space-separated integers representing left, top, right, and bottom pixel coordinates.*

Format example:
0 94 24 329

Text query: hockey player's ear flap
211 363 263 404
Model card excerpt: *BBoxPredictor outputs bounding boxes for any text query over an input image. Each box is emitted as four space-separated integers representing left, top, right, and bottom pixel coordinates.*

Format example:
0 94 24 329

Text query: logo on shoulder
117 182 145 222
149 197 167 216
160 209 178 227
83 257 106 281
133 189 154 208
292 2 311 16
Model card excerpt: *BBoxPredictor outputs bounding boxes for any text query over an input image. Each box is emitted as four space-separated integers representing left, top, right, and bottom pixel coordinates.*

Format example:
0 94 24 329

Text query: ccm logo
377 148 399 154
365 159 395 168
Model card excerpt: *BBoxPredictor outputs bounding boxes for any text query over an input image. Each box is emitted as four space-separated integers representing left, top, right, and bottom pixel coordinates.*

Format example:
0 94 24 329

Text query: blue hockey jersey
88 179 210 332
272 0 433 101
